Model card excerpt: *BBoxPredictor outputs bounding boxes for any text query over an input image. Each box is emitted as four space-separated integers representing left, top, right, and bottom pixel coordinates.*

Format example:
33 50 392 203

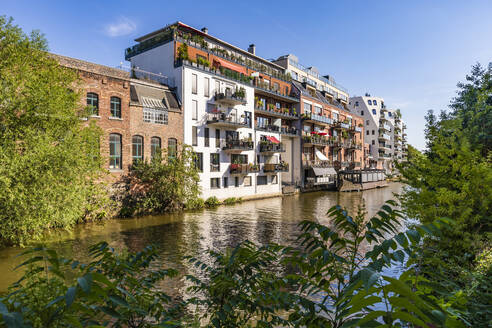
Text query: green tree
0 16 103 246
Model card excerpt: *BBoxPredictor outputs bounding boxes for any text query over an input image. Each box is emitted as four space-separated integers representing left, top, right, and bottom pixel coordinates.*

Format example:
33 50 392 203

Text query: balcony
302 112 333 125
332 140 351 149
263 162 289 173
253 81 299 103
207 113 250 129
229 163 259 175
347 142 363 150
214 90 247 106
379 124 391 132
254 106 299 120
303 160 334 168
222 139 254 153
303 135 332 146
349 125 363 134
256 124 280 133
333 121 351 130
378 133 391 141
259 142 286 154
281 127 299 137
378 153 392 159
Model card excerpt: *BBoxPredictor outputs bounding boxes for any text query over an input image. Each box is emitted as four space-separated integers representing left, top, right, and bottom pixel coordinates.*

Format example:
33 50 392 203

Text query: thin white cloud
104 17 136 37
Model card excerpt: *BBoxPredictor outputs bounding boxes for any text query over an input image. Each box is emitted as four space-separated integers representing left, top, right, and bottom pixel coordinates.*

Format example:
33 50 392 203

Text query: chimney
248 44 256 55
201 27 208 34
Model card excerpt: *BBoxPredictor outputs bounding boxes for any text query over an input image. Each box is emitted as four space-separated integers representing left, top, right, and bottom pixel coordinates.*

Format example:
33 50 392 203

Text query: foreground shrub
204 196 220 208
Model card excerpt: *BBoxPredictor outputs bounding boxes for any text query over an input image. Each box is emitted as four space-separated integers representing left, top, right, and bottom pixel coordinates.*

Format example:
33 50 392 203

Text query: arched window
168 138 177 159
87 92 99 115
109 133 122 169
151 136 161 159
110 96 121 118
132 135 144 163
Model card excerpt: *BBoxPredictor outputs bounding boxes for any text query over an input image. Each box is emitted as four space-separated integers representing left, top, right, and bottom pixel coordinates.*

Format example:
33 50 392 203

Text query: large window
210 178 220 189
151 137 161 159
168 138 177 158
132 135 143 163
204 128 210 147
204 77 210 97
192 100 198 120
194 152 203 172
332 112 339 122
303 102 312 114
143 108 168 124
109 133 122 169
87 92 99 115
110 96 121 118
192 73 197 94
192 126 197 146
257 175 268 185
215 129 220 148
210 153 220 172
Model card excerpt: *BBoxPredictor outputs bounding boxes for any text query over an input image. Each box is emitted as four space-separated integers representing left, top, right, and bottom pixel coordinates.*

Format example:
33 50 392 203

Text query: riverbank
0 183 404 293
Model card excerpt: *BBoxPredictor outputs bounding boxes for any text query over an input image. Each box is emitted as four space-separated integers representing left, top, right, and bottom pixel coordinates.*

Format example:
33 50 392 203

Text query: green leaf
109 294 129 308
65 286 77 307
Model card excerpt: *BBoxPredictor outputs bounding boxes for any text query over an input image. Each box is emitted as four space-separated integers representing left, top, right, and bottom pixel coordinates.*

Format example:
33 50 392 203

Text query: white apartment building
126 22 289 200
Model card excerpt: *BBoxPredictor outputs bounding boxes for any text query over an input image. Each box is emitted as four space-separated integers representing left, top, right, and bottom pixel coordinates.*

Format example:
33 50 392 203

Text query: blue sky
3 0 492 149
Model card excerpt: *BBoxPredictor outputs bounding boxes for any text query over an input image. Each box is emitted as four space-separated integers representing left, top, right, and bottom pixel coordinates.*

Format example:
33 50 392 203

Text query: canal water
0 183 404 294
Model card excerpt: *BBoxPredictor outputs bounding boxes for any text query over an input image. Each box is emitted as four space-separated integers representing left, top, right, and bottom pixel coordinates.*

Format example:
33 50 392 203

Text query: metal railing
263 162 289 172
259 143 286 153
207 113 249 127
222 139 254 151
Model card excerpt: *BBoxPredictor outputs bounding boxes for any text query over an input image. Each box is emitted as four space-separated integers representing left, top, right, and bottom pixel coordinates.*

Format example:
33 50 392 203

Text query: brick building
52 54 182 177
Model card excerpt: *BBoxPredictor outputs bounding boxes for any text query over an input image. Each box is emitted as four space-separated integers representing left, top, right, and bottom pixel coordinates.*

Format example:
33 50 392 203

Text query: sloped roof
130 79 180 112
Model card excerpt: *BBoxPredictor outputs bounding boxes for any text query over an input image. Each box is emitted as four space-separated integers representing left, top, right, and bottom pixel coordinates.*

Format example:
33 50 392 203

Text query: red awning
310 131 318 135
318 132 327 136
213 58 247 75
269 136 280 144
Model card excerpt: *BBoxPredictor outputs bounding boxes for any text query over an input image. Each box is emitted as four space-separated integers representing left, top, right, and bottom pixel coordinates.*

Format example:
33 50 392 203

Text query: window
271 175 278 184
332 112 339 122
234 176 239 187
372 140 375 145
366 130 370 135
373 100 377 106
109 134 122 169
192 73 197 94
231 154 248 164
204 77 209 97
192 100 198 120
314 105 322 115
244 176 252 186
132 135 143 163
273 82 280 91
372 130 375 135
276 102 281 109
210 178 220 189
372 109 376 115
168 138 177 158
257 175 268 185
368 100 372 105
110 97 121 118
192 126 197 146
143 108 168 124
215 80 220 93
244 111 252 127
355 101 359 107
388 112 392 117
87 92 99 115
215 129 220 148
303 102 312 114
194 152 203 172
223 177 228 188
151 137 161 159
361 110 364 116
204 128 209 147
366 120 370 125
210 153 220 172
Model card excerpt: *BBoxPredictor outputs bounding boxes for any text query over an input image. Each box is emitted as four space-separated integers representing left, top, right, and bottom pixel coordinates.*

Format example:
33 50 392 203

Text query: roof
130 79 181 112
134 21 285 71
312 167 337 176
49 53 129 80
292 81 348 112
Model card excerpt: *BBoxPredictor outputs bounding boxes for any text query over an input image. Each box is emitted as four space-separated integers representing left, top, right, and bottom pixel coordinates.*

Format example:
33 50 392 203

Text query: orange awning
214 58 247 75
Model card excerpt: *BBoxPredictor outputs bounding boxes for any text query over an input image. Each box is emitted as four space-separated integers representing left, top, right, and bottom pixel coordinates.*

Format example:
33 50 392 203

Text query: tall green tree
0 16 102 246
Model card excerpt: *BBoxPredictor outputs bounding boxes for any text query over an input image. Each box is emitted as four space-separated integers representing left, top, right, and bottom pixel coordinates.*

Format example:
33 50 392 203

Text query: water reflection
0 183 403 294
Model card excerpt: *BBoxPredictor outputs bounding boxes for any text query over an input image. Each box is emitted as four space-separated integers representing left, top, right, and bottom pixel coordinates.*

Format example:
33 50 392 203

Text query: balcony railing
229 163 259 174
379 124 391 132
302 112 333 125
259 142 286 153
215 91 246 106
256 124 280 133
333 121 351 129
222 139 254 152
378 133 391 141
281 127 299 136
349 125 363 133
263 162 289 172
303 135 332 146
253 81 299 102
347 142 363 150
254 106 299 119
303 160 334 168
207 113 250 128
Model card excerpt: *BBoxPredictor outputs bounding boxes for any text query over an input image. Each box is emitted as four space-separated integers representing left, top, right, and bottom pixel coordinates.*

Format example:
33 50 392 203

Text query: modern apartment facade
274 55 364 189
126 22 299 199
349 95 407 172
